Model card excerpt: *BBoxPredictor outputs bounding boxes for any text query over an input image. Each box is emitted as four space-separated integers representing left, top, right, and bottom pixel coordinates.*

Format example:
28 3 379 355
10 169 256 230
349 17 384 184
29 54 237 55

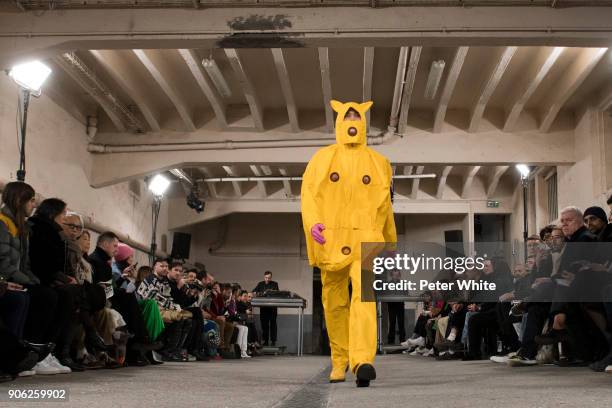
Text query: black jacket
28 214 70 286
252 280 279 295
88 247 113 284
169 280 196 309
558 226 598 274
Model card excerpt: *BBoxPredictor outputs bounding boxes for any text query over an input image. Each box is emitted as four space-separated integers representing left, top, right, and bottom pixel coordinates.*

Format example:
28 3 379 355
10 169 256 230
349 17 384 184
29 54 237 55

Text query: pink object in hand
311 223 326 244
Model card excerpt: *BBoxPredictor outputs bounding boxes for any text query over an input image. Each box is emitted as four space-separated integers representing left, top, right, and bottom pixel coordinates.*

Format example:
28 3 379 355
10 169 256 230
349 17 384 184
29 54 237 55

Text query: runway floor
1 354 611 408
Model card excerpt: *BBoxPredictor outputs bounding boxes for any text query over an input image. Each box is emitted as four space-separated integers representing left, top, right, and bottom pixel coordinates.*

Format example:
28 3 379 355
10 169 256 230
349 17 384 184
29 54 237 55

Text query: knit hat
115 243 134 262
583 206 608 224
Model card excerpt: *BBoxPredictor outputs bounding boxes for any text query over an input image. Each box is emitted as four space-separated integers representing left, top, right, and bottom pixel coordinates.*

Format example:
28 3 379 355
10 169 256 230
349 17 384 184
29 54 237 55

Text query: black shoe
191 351 209 362
146 351 164 365
355 363 376 388
58 356 85 372
22 341 54 362
554 356 588 367
0 372 13 383
126 351 150 367
15 351 40 373
535 329 569 345
161 352 187 362
461 355 480 361
85 332 108 352
589 353 612 372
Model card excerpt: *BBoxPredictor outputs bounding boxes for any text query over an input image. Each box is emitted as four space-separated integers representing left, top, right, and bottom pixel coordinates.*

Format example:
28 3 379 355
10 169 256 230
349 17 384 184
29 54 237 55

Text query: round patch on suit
330 172 340 182
348 127 358 137
341 246 351 255
362 175 371 185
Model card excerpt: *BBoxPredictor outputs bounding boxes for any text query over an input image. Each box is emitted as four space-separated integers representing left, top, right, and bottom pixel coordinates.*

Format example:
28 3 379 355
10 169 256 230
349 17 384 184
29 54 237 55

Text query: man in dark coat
252 271 279 346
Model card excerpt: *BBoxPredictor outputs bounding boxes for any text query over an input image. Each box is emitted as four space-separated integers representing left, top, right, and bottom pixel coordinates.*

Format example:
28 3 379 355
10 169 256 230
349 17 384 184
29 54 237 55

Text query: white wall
0 75 167 258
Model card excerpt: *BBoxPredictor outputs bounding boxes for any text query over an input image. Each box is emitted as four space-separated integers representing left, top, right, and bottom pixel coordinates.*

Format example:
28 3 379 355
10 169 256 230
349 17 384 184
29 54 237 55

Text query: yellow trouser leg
348 260 377 373
321 265 350 378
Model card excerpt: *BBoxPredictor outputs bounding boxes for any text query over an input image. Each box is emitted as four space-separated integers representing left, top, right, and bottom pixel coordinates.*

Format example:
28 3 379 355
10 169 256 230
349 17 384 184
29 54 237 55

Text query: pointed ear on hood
359 101 373 113
330 100 344 113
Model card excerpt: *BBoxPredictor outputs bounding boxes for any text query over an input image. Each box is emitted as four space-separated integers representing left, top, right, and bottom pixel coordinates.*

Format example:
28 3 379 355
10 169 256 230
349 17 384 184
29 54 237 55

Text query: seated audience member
60 214 107 368
579 206 612 371
204 280 237 353
506 226 566 366
167 262 208 361
387 270 406 345
137 258 193 362
136 265 153 287
535 207 600 366
0 280 43 381
0 183 42 342
29 198 83 372
237 290 261 350
89 232 158 366
463 258 513 361
401 292 433 353
76 230 123 369
112 243 138 293
223 283 250 358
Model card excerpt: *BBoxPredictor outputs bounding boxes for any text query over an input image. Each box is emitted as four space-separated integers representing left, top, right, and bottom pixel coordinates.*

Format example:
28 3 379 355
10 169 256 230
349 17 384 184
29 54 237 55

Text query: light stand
147 174 171 266
149 195 162 266
516 164 531 263
521 175 529 262
16 88 31 181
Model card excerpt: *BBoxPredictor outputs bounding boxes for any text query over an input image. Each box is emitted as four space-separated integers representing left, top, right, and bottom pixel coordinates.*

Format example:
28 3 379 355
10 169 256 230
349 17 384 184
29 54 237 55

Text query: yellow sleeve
382 161 397 244
300 156 322 265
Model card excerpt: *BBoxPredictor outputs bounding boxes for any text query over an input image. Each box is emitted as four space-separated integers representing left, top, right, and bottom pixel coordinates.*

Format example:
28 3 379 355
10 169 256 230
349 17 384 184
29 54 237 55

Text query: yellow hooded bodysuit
301 100 397 383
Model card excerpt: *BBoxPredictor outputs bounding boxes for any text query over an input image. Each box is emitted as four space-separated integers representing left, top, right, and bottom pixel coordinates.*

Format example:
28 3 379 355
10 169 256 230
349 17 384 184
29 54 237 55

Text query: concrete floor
1 354 611 408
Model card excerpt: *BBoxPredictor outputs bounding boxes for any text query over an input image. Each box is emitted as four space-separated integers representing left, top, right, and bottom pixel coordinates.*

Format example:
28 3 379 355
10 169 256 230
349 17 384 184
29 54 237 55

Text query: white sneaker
408 336 425 348
241 352 252 359
423 348 435 357
605 365 612 373
18 370 36 377
506 354 537 367
47 355 71 374
490 351 517 363
416 346 429 355
33 356 61 375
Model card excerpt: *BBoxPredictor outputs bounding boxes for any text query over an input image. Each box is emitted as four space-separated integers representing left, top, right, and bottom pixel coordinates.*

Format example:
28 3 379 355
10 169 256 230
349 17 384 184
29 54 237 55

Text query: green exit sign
487 200 500 208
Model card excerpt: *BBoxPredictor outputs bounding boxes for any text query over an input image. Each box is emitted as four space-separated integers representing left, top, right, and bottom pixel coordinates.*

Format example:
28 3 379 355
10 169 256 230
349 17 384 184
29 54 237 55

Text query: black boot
355 363 376 388
160 321 184 356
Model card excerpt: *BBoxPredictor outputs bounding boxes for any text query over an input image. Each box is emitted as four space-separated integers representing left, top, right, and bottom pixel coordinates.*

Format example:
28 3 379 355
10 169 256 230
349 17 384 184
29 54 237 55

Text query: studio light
148 174 171 197
202 58 232 98
8 60 52 181
186 189 205 213
516 164 531 179
9 60 52 96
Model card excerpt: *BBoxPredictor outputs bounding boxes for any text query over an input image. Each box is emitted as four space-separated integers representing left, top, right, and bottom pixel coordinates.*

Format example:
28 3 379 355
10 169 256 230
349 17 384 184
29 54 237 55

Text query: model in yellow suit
301 100 397 387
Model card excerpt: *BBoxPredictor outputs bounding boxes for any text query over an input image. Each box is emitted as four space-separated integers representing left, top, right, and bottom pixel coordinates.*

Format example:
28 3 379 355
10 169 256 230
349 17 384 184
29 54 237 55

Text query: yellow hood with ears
330 100 373 146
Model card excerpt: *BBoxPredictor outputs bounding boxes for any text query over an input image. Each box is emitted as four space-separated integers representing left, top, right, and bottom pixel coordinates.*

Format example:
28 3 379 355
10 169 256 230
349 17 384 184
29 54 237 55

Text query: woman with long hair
0 182 57 376
28 197 84 372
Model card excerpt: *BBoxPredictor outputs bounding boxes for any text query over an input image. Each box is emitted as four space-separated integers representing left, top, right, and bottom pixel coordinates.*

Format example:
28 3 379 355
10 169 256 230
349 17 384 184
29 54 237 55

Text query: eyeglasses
63 223 82 231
